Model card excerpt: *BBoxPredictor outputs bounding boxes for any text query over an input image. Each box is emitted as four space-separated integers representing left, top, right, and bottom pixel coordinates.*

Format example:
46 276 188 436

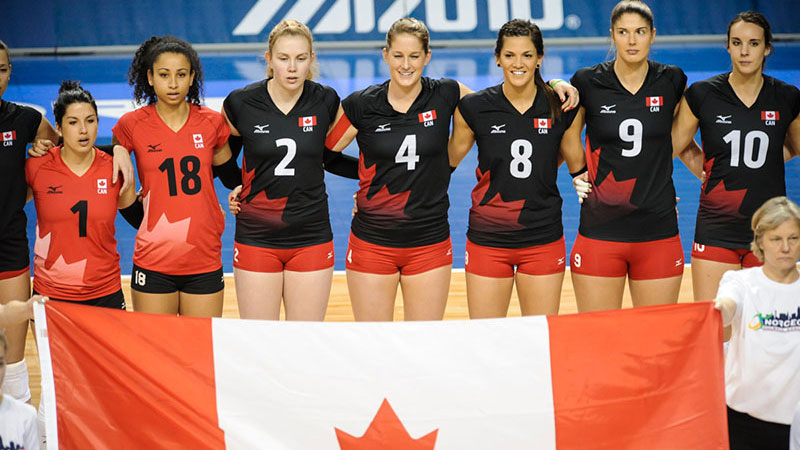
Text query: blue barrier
3 0 799 49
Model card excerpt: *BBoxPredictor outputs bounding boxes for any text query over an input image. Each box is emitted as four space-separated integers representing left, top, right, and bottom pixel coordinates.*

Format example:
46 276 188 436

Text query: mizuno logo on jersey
761 111 779 125
600 105 616 114
192 133 205 149
375 123 391 132
147 143 162 153
47 185 63 194
2 130 15 146
97 178 108 194
490 124 506 134
253 124 270 134
418 110 437 127
715 115 732 124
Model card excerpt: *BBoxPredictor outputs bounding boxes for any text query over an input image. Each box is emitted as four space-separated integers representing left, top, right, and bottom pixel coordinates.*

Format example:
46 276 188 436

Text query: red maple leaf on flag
357 154 410 219
469 168 525 230
335 399 438 450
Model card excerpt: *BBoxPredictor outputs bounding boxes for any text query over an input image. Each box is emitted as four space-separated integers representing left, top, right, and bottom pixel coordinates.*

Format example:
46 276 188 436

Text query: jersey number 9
619 118 643 158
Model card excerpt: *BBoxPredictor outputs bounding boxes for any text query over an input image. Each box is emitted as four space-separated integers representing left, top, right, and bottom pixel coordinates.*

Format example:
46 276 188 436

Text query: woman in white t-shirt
715 196 800 450
0 333 39 450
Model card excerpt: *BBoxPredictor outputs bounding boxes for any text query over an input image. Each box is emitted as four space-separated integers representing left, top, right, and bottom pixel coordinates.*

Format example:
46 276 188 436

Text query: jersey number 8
510 139 533 179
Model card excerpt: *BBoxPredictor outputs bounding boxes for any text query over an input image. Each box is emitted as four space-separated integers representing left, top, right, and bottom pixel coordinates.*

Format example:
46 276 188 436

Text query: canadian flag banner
645 96 663 107
34 302 727 450
761 110 780 121
535 118 552 129
299 116 317 127
418 110 437 122
2 130 15 141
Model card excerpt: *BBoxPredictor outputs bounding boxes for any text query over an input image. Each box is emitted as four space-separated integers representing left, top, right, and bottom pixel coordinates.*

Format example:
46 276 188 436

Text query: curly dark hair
53 80 98 125
128 35 203 105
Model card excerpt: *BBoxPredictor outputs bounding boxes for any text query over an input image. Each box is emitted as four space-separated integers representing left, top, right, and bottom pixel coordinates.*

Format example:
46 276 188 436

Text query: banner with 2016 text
34 301 728 449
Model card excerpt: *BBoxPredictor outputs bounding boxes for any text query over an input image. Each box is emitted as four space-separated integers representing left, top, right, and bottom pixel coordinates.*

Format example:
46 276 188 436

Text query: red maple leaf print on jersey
357 154 410 219
335 399 438 450
237 154 289 229
585 137 635 211
137 192 196 260
700 158 746 218
469 168 525 230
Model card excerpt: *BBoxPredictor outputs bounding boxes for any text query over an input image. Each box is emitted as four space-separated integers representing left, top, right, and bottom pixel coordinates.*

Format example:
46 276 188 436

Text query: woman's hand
228 185 243 215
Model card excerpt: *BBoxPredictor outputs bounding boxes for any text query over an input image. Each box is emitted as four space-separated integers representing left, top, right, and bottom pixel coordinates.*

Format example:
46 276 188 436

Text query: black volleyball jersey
342 77 460 247
686 74 800 248
571 61 686 242
0 101 41 246
223 80 339 248
459 84 578 248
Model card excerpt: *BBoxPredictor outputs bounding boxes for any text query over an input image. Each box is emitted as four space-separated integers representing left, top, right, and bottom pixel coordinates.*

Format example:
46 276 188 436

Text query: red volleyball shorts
233 241 335 273
690 242 762 268
465 237 566 278
0 266 29 281
345 233 452 275
569 234 684 280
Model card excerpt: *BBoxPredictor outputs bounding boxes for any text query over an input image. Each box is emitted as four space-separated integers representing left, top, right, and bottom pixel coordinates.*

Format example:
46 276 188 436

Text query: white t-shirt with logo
0 393 39 450
718 267 800 424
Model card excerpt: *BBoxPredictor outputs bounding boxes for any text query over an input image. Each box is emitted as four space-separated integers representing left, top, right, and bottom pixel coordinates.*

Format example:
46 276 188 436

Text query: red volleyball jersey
112 104 229 275
25 147 121 300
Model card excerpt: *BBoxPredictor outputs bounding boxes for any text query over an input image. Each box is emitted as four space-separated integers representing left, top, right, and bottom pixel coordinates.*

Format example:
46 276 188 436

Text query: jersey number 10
722 130 768 169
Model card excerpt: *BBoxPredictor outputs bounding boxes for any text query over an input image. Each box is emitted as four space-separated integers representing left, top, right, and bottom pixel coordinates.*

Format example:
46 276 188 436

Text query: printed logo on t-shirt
715 115 732 125
253 124 270 134
299 116 317 132
418 110 437 127
535 118 551 134
761 111 779 126
47 185 63 194
147 143 163 153
646 96 663 112
375 123 392 133
97 178 108 194
2 130 15 147
192 133 205 149
490 124 506 134
748 308 800 332
600 104 616 114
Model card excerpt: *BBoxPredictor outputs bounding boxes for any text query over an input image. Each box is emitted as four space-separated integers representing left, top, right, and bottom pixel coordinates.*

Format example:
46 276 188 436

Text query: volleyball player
26 81 137 308
448 19 584 318
0 39 58 404
671 11 800 307
223 20 358 321
566 0 704 311
715 196 800 450
112 36 237 317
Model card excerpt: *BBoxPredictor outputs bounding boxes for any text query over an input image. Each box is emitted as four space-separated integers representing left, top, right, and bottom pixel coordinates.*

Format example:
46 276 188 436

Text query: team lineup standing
2 2 800 446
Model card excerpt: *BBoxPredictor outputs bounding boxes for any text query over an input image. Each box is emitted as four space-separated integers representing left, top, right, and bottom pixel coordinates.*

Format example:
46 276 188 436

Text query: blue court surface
8 42 800 272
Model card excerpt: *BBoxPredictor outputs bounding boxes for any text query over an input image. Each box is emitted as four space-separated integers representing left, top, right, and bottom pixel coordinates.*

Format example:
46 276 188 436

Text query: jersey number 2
395 135 419 170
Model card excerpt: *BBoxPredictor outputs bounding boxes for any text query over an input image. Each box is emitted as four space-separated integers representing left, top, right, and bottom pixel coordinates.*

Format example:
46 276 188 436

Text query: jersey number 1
70 200 87 237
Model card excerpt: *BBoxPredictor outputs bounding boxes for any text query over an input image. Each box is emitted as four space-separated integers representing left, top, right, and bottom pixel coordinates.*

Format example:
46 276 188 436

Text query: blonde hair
266 19 316 80
750 196 800 261
386 17 430 53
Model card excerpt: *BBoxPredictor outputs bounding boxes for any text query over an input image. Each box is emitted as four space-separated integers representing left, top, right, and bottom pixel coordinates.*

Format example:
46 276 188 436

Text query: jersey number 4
395 135 420 170
723 130 768 169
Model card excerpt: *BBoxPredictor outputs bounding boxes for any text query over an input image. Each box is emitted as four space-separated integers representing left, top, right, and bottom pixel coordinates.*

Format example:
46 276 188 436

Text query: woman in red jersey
567 0 703 312
671 11 800 310
113 36 237 317
448 19 585 318
26 80 137 308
